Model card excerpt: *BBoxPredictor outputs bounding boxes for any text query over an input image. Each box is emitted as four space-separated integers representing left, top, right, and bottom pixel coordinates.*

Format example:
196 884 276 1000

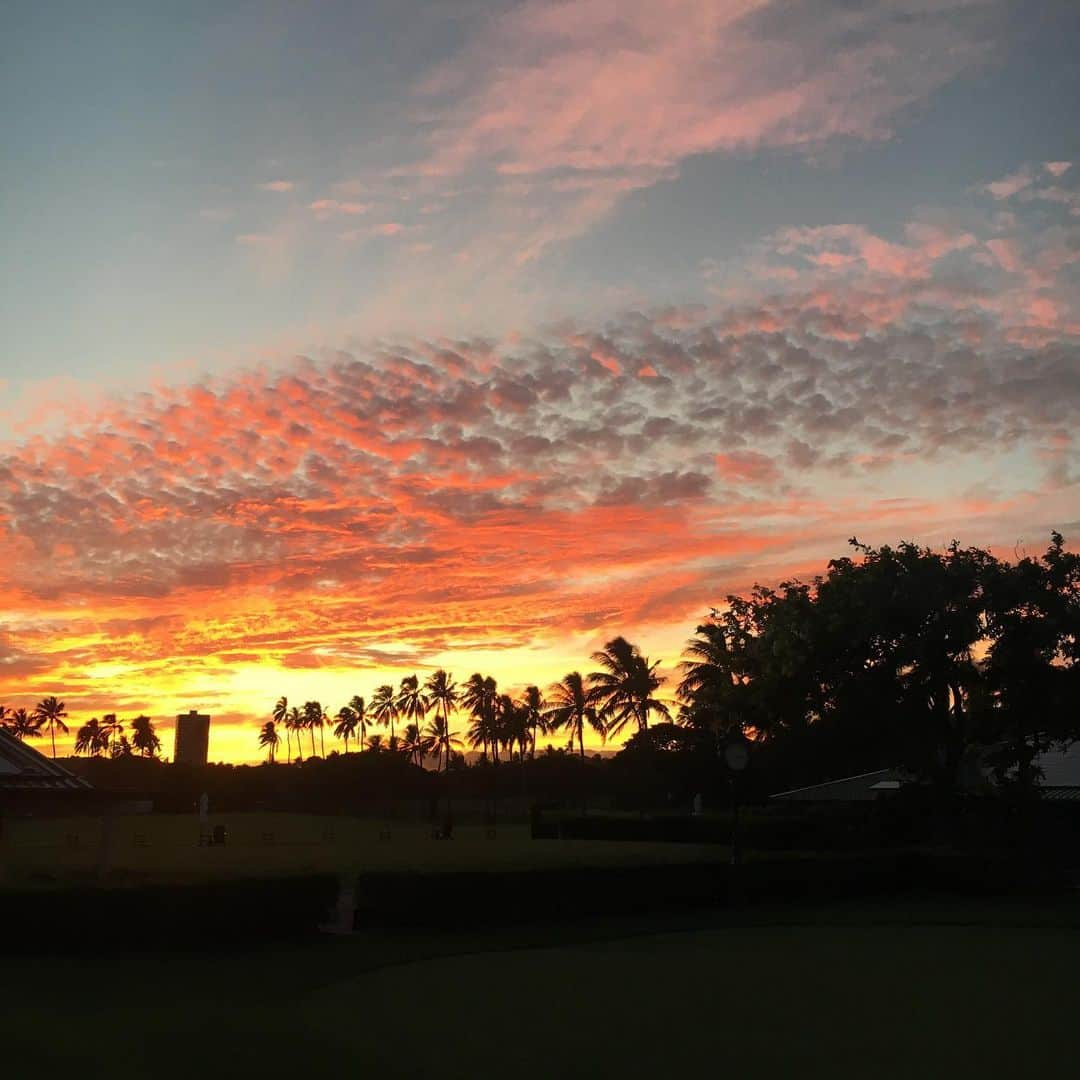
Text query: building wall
174 712 210 766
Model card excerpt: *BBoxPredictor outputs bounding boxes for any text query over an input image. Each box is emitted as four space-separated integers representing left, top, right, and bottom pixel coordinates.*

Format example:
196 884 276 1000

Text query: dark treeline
7 534 1078 812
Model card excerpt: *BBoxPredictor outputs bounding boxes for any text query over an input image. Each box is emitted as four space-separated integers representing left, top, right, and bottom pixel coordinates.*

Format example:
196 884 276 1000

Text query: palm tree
521 685 546 759
258 720 281 763
400 722 431 768
545 672 604 763
286 706 303 761
493 694 522 762
397 675 428 739
589 636 670 738
101 714 124 755
334 704 359 754
111 735 134 760
365 733 385 753
273 696 291 764
303 701 325 757
370 684 399 743
348 695 367 751
462 673 498 762
7 708 40 740
129 715 161 758
33 696 68 759
424 713 462 774
0 704 8 731
74 717 109 757
424 670 459 770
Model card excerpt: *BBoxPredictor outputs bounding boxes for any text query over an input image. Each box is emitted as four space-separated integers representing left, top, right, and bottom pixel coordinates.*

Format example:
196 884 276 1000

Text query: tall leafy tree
397 675 428 738
370 684 399 743
424 670 459 771
303 701 325 757
258 720 281 763
424 713 462 773
286 706 304 761
6 708 40 740
101 714 124 755
348 695 367 751
129 715 161 758
74 717 109 757
462 673 498 762
545 672 604 762
273 696 291 765
400 722 432 768
521 685 546 759
589 636 670 737
33 696 68 759
334 702 360 754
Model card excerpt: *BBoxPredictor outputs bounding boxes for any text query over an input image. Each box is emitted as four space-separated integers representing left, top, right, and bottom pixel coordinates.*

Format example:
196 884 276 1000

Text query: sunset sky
1 0 1077 762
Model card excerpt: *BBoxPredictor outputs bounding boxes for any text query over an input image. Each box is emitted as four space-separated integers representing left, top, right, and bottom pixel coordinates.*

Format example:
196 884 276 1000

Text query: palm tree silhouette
303 701 325 757
334 703 360 754
365 732 384 753
74 717 108 756
521 685 547 759
286 706 303 761
348 695 367 751
589 636 670 737
399 722 431 767
33 696 68 759
397 675 428 740
462 673 498 762
546 672 605 811
7 708 41 740
370 684 398 744
424 670 459 771
424 713 462 773
273 696 291 764
129 715 161 758
258 720 281 763
545 672 604 763
101 714 123 755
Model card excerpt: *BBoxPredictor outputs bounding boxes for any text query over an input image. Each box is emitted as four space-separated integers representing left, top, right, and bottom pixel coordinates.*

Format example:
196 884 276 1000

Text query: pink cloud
1044 161 1071 178
985 169 1033 200
405 0 1001 255
258 180 295 193
308 199 371 217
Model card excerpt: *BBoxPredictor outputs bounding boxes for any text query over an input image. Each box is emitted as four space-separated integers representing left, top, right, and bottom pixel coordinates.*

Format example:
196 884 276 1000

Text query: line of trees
0 704 161 761
258 634 668 769
4 535 1076 798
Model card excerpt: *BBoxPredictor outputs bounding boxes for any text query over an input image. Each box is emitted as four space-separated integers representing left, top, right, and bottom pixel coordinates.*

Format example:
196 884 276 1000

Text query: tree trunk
579 722 587 813
50 725 57 759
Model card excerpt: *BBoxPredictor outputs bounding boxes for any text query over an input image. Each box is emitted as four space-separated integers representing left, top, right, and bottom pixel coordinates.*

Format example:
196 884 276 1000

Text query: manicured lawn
1 811 731 886
3 898 1078 1078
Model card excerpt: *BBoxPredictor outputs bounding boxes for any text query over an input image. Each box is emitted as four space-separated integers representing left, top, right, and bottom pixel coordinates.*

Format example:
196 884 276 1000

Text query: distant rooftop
0 729 92 792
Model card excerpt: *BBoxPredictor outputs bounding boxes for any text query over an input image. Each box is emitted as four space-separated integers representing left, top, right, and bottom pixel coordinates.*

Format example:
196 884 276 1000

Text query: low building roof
770 768 904 802
0 729 93 791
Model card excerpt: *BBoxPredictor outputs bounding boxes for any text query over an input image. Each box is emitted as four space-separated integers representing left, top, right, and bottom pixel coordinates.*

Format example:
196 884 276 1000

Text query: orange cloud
1 292 1075 760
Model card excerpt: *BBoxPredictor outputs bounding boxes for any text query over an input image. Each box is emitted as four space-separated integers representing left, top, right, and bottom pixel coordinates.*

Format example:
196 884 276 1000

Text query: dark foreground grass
3 895 1078 1079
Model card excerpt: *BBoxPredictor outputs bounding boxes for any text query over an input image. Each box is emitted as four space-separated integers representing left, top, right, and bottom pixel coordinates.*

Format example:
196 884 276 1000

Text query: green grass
2 897 1078 1078
1 811 733 887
